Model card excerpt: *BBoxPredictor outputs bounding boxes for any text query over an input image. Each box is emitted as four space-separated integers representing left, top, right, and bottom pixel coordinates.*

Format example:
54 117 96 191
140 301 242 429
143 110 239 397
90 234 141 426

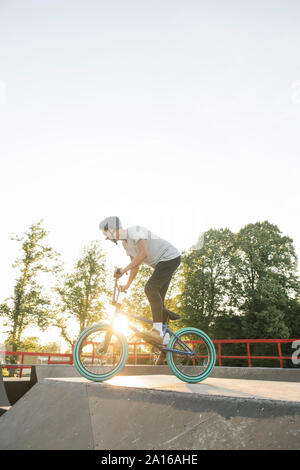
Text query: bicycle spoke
76 327 125 378
167 328 216 382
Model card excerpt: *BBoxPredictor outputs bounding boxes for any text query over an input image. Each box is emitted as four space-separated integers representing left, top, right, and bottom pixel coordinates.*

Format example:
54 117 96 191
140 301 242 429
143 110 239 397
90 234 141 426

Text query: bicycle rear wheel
73 323 128 382
167 327 216 383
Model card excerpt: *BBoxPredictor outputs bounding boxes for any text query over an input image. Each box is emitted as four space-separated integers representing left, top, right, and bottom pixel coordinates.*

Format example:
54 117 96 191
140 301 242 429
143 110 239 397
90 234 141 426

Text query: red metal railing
213 338 299 368
0 351 73 378
127 339 300 368
1 338 299 377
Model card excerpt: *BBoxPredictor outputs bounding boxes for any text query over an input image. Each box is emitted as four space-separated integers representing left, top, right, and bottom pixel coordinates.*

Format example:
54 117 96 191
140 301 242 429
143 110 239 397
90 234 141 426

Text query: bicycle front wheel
167 327 216 383
73 323 128 382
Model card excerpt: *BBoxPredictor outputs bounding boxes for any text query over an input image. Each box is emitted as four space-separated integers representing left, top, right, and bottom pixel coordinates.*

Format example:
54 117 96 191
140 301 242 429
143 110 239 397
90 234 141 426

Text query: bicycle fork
96 327 113 355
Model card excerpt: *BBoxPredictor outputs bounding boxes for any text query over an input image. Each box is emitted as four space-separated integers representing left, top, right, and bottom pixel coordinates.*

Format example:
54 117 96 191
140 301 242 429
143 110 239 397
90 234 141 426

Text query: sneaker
142 328 164 345
163 333 170 345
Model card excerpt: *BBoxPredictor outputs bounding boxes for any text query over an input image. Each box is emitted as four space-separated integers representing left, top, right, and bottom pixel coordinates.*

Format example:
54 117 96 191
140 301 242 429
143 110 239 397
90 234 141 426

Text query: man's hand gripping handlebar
112 268 127 307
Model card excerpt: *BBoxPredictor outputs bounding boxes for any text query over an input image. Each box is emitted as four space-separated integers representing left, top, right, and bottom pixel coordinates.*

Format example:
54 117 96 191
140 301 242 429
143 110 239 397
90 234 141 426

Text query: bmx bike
73 275 216 384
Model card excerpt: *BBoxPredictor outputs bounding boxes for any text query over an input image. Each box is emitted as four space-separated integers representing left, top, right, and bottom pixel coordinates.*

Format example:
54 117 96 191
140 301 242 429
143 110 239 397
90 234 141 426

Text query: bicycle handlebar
113 278 120 304
112 268 127 305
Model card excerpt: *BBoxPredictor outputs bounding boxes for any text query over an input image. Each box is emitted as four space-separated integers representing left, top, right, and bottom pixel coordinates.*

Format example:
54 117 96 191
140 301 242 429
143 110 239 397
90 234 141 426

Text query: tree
234 221 300 339
55 241 108 346
284 298 300 338
0 221 60 353
5 336 60 353
178 228 237 333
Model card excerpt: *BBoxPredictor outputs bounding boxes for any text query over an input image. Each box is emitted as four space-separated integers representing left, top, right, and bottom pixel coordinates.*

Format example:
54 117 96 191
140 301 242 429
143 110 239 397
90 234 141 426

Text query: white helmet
99 216 122 244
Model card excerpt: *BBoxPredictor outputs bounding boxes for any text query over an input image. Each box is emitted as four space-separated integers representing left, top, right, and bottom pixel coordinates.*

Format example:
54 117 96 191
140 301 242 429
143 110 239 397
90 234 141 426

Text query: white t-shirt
122 226 180 268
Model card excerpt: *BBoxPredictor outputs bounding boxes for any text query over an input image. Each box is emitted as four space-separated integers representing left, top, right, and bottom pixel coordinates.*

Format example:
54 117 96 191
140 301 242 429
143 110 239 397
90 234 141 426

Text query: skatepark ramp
0 370 299 450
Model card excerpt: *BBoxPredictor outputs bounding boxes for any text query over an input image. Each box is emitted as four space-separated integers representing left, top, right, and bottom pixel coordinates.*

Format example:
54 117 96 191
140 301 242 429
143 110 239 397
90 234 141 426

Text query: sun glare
112 314 133 337
106 303 133 337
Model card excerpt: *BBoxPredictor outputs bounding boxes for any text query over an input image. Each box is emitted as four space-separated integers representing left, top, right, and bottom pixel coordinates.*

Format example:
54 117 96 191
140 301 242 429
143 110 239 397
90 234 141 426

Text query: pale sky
1 0 300 347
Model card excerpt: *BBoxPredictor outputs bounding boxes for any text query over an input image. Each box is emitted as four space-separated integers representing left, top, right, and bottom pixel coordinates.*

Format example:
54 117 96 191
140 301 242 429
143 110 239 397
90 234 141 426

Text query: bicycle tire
73 323 128 382
166 327 216 383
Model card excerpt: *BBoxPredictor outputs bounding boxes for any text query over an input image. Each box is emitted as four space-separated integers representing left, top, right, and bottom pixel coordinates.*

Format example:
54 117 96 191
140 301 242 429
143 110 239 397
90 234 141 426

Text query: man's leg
144 276 165 324
144 256 181 344
145 257 180 322
159 279 171 306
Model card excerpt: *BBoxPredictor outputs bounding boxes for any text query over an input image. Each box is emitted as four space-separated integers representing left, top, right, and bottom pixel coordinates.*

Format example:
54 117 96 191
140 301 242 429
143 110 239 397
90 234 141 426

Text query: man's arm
115 239 147 280
121 239 147 274
121 257 139 290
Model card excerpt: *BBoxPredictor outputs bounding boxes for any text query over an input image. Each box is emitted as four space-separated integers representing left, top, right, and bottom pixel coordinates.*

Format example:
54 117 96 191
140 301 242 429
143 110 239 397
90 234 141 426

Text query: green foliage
234 221 300 338
178 221 300 349
0 220 61 353
210 312 244 340
178 228 236 331
13 336 42 352
284 299 300 338
4 336 60 353
234 221 299 310
242 306 290 339
55 240 108 344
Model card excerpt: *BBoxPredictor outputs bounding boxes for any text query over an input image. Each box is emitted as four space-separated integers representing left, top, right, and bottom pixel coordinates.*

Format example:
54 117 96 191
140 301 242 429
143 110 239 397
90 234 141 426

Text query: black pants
144 256 181 323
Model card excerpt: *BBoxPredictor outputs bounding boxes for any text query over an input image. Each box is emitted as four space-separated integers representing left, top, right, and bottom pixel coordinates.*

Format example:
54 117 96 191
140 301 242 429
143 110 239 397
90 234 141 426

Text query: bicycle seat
163 307 181 322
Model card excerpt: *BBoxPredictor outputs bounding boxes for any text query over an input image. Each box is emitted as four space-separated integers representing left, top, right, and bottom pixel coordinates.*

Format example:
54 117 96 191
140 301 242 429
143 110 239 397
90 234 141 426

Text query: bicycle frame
111 279 195 357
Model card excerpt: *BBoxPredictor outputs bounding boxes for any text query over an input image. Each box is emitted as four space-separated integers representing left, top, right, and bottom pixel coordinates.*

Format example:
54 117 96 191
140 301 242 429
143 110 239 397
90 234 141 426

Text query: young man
99 216 181 345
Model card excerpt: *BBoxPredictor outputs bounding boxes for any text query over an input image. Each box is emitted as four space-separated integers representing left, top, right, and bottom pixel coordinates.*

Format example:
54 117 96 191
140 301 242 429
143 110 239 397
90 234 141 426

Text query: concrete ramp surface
0 375 299 450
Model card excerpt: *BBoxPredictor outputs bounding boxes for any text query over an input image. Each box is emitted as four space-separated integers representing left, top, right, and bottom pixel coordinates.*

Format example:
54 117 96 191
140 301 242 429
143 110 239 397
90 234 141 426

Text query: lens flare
113 314 132 337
